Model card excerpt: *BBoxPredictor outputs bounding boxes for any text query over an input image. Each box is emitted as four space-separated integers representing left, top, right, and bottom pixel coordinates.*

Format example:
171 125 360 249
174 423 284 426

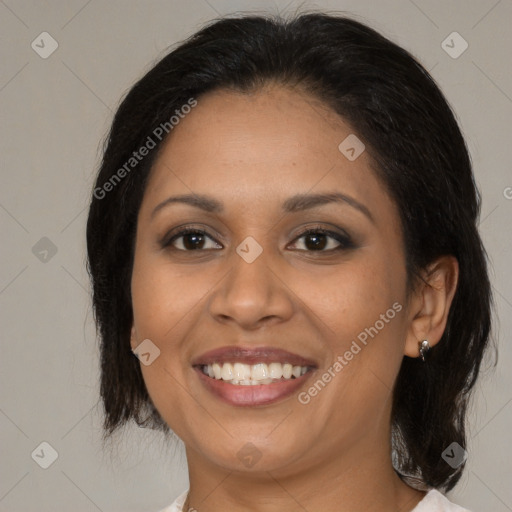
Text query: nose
208 245 294 330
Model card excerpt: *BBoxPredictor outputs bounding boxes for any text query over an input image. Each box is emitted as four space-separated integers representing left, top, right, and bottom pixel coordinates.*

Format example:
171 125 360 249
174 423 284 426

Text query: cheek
299 251 407 398
296 263 405 438
130 255 208 438
131 254 212 341
301 257 404 340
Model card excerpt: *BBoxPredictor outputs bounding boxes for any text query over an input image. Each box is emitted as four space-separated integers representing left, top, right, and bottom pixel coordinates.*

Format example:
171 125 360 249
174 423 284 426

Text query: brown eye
161 226 354 253
164 229 222 251
289 228 354 252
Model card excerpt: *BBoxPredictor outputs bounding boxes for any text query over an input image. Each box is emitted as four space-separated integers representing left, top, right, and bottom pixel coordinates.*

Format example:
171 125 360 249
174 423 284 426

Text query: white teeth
251 363 269 380
269 362 283 379
233 362 251 380
221 362 234 380
202 362 310 385
212 363 222 380
282 363 293 379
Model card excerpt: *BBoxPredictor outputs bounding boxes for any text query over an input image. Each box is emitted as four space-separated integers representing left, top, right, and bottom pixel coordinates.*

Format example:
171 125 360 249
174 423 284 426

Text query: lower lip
194 367 313 406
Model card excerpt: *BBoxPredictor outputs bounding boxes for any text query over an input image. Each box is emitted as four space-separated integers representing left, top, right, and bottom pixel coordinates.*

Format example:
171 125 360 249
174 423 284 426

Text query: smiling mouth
196 361 313 385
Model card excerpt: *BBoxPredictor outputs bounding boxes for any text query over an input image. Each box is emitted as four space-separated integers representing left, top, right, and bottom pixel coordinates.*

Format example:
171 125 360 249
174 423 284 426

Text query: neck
183 434 426 512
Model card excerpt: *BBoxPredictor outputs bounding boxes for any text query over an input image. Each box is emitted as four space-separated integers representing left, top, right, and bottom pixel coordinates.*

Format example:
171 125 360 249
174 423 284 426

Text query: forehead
140 85 397 225
157 85 350 169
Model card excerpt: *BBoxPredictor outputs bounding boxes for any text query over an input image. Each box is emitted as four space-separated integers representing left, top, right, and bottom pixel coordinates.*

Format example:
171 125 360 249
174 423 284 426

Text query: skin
130 84 459 512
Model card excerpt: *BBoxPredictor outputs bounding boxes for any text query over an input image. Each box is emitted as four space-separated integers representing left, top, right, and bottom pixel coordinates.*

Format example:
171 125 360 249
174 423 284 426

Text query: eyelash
161 225 355 254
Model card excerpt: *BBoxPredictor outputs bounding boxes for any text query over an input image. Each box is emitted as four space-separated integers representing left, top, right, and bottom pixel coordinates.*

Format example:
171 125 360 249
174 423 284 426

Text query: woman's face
130 84 413 475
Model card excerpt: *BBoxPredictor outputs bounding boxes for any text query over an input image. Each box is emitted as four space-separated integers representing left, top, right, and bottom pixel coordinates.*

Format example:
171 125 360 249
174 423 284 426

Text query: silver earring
418 340 430 362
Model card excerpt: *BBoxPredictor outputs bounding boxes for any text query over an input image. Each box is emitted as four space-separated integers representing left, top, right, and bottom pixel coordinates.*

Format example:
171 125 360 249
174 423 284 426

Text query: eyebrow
151 192 374 223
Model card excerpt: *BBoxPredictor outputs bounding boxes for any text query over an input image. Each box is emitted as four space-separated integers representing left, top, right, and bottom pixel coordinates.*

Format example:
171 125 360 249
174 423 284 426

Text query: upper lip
191 346 318 368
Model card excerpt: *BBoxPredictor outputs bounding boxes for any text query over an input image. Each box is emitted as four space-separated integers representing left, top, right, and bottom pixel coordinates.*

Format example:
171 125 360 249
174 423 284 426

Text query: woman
86 11 494 512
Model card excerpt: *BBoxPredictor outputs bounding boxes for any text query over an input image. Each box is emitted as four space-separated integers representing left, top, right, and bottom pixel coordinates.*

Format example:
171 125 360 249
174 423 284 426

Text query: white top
158 488 472 511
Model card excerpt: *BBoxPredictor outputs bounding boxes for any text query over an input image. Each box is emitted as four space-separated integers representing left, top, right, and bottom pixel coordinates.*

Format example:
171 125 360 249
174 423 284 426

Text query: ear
404 255 459 358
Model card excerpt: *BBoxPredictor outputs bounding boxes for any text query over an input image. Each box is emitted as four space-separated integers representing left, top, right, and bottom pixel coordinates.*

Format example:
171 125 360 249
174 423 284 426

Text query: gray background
1 0 511 511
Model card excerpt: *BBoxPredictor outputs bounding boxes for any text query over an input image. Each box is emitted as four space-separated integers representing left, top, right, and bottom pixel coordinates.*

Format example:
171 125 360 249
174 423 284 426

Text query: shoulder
156 489 189 512
412 489 473 512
